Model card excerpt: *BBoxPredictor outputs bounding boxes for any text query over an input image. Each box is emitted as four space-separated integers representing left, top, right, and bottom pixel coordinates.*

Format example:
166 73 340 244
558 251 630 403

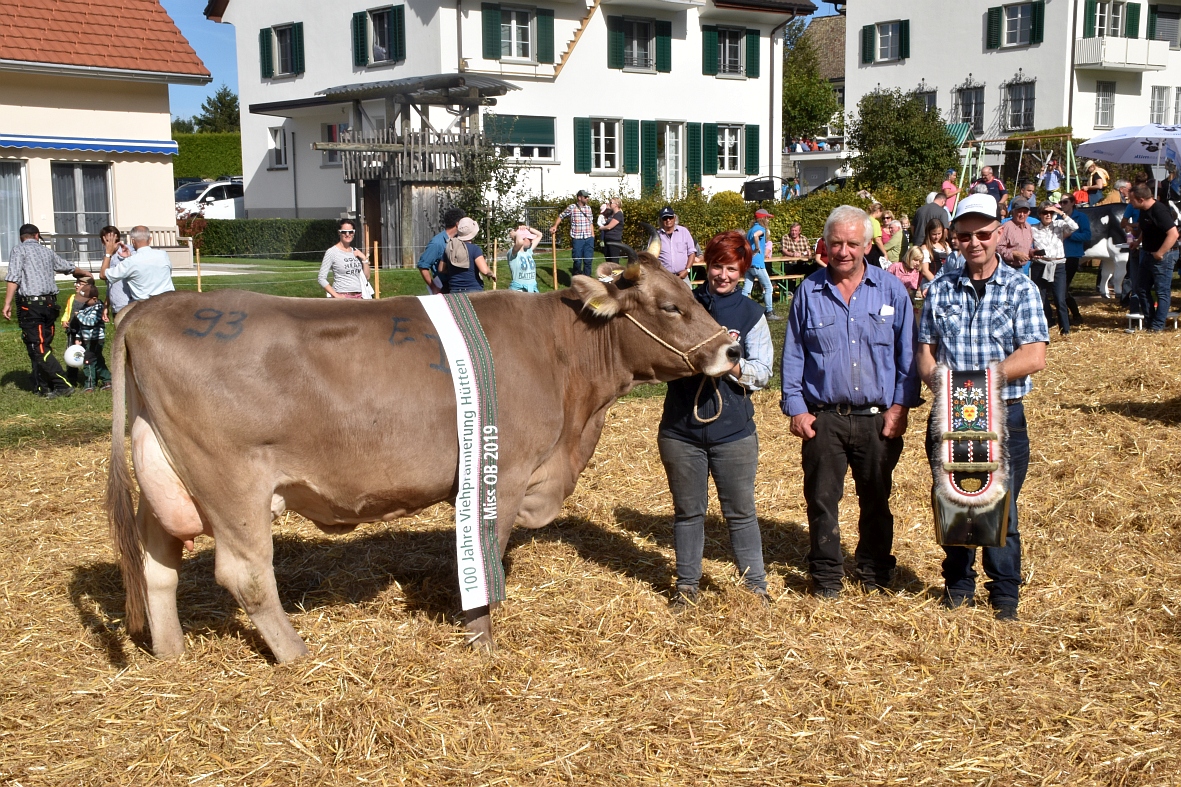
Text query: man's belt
929 364 1010 548
16 294 57 305
810 402 887 416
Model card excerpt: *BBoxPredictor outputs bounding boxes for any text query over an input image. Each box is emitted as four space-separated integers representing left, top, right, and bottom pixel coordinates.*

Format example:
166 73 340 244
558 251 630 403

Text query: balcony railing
623 53 654 69
1075 36 1169 71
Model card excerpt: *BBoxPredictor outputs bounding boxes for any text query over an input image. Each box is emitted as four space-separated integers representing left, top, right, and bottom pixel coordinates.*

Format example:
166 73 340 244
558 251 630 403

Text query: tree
194 85 240 133
781 18 841 144
171 116 196 136
845 89 960 192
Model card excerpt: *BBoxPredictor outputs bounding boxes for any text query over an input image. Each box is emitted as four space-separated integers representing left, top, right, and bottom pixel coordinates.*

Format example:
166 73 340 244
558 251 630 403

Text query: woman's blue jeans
741 266 774 313
658 432 767 592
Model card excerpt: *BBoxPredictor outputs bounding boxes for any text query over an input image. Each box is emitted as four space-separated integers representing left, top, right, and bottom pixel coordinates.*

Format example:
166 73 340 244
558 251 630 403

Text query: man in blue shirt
416 208 465 294
1058 195 1091 324
917 193 1049 621
781 205 921 597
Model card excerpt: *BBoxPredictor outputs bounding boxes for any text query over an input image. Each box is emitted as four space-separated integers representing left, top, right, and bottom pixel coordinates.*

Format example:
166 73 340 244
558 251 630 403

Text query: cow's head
568 250 740 382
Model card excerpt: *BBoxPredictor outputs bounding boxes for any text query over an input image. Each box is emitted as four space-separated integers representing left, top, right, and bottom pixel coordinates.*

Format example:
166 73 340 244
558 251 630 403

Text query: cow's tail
105 318 147 636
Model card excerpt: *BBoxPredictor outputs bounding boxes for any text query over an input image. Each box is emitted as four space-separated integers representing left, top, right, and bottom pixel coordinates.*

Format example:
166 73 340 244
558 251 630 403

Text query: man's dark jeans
571 237 595 279
927 401 1030 607
17 300 69 395
659 433 767 592
1131 248 1179 330
801 411 903 589
1030 260 1070 334
1064 256 1082 319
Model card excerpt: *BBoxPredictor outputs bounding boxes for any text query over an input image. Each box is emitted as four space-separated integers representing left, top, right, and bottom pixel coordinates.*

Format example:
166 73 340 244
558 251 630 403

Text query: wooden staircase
553 0 601 79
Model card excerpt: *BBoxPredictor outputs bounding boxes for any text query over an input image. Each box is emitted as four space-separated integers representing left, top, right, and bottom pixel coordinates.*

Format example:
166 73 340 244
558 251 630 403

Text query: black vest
659 285 765 445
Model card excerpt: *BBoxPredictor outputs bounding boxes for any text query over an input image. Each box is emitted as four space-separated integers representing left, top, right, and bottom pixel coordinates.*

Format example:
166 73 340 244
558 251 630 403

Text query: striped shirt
557 203 595 239
780 235 811 260
918 255 1049 400
5 239 75 296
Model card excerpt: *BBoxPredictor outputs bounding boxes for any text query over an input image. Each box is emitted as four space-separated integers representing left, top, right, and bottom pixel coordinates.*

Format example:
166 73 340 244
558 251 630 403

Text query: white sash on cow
417 294 505 612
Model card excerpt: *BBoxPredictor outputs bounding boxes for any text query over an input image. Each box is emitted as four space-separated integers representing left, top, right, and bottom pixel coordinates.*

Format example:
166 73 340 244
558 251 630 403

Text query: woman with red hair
658 230 772 608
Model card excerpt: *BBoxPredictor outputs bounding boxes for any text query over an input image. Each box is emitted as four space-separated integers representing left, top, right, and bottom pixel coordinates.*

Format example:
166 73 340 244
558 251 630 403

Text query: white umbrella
1076 123 1181 166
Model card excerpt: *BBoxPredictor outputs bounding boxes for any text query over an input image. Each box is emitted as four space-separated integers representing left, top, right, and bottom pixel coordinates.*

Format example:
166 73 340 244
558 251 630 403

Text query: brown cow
106 254 739 662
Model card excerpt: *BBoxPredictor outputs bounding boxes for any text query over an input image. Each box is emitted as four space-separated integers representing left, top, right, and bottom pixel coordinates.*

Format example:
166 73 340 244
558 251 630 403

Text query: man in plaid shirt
917 193 1049 622
550 190 596 279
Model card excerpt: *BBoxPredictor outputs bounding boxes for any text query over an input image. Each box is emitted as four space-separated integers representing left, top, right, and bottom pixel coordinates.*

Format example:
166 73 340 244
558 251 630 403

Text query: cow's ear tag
584 296 619 318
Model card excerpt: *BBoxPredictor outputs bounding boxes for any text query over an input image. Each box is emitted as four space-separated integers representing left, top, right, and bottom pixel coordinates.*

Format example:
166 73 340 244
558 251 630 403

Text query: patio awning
946 123 975 148
0 134 178 155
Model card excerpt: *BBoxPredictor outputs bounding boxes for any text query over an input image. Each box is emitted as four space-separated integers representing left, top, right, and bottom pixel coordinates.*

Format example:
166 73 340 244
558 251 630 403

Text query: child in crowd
888 247 924 297
508 223 542 293
68 281 111 392
60 277 93 387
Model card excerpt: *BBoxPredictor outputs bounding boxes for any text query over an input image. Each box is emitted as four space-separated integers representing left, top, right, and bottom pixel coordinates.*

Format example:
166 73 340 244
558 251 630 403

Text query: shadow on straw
1063 399 1181 426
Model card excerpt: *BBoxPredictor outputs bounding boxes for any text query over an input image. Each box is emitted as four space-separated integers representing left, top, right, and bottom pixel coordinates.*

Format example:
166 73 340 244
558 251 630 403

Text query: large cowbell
930 364 1010 548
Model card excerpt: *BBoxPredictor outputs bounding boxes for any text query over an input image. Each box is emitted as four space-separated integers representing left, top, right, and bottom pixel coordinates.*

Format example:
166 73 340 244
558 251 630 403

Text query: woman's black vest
659 285 765 445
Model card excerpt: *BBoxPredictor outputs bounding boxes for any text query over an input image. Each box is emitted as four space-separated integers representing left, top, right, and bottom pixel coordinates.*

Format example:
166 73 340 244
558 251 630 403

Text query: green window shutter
1031 1 1046 43
686 122 702 187
744 124 760 176
391 6 406 60
1084 0 1097 38
1148 5 1159 39
745 29 760 77
607 17 625 69
898 20 910 59
986 8 1002 49
482 4 502 60
1126 3 1142 37
861 24 875 63
623 119 640 174
352 12 368 67
702 25 718 75
702 122 718 175
536 9 554 63
641 120 658 194
656 20 672 72
292 22 305 74
259 28 274 78
573 118 592 174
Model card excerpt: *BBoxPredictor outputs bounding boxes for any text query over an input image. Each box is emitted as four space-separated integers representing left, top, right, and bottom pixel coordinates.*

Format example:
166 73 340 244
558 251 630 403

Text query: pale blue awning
0 134 178 155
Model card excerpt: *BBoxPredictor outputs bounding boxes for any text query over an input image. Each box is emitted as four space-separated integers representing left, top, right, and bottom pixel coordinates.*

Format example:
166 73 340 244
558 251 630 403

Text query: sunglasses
339 230 355 235
954 229 999 243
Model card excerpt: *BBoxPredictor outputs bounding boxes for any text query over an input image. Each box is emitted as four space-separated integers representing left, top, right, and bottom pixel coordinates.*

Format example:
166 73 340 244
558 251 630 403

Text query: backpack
445 236 470 269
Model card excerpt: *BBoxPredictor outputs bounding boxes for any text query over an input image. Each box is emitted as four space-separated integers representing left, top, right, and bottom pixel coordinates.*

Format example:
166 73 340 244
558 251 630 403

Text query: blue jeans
741 265 774 313
571 237 595 279
1030 261 1069 334
658 433 767 592
929 401 1029 607
1132 248 1179 330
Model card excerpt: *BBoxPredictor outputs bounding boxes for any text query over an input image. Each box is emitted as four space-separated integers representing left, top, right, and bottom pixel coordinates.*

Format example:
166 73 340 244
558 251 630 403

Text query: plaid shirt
557 203 595 239
918 255 1049 400
5 239 75 296
780 234 811 259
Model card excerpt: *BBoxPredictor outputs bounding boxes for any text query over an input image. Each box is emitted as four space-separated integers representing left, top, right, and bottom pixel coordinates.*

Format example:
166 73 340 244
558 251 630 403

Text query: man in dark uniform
3 224 95 398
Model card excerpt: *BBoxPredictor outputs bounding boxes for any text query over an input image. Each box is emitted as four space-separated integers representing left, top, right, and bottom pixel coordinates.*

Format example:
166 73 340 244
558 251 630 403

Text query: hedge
188 218 338 258
173 133 242 179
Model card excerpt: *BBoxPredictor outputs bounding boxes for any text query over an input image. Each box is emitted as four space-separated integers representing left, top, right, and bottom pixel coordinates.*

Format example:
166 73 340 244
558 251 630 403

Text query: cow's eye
661 304 682 315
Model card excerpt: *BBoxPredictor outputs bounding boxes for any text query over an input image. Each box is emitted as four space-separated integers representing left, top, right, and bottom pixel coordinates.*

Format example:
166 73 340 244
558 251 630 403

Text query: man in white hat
916 193 1049 621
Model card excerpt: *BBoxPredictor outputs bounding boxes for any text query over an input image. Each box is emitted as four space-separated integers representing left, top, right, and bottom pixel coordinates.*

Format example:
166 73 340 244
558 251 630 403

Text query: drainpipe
1068 0 1078 135
292 131 299 218
770 14 793 186
457 1 465 72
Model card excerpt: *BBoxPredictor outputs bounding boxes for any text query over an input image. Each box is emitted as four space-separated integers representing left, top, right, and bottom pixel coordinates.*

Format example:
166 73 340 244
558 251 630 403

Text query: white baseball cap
952 193 1000 225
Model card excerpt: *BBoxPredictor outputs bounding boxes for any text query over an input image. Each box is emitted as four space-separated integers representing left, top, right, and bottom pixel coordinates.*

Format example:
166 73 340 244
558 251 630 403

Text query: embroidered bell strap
941 367 1001 498
417 294 506 611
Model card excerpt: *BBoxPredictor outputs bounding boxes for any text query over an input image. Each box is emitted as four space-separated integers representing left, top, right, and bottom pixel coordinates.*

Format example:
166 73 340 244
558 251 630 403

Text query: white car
175 180 244 220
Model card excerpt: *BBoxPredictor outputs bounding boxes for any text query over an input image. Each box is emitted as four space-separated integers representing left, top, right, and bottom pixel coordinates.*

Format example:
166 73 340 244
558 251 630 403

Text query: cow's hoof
464 606 495 653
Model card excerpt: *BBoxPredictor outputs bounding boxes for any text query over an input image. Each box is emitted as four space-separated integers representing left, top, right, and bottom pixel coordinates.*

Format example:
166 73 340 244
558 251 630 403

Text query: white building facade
205 0 812 220
843 0 1181 147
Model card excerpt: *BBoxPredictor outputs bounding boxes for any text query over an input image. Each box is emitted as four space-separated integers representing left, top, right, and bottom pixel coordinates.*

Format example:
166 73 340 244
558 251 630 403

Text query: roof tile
0 0 209 78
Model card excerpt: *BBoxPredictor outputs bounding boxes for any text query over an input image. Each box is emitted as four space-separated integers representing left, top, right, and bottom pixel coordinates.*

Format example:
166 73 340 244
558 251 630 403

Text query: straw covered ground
1 299 1179 786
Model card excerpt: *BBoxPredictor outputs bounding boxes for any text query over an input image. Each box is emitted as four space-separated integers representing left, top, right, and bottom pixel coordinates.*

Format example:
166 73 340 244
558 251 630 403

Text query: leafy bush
173 133 242 179
190 218 338 258
846 89 960 193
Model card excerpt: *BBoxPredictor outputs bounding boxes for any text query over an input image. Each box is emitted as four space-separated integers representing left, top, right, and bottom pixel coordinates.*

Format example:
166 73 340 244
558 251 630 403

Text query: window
657 122 682 198
592 119 618 171
717 125 742 174
1097 1 1125 37
958 87 985 135
917 90 938 111
275 25 296 75
718 28 744 75
1095 81 1116 129
269 127 287 168
501 8 531 60
50 163 110 262
0 161 27 264
1006 81 1035 130
1005 4 1032 45
877 21 901 61
623 19 653 69
1174 87 1181 124
370 7 398 63
321 122 349 166
485 114 556 160
1153 7 1181 48
1151 86 1170 123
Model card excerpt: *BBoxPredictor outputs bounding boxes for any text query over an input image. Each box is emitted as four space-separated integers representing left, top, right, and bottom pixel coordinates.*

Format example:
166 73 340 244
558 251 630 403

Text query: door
0 161 24 264
657 123 683 199
363 180 381 263
202 186 232 219
225 183 245 219
51 162 110 263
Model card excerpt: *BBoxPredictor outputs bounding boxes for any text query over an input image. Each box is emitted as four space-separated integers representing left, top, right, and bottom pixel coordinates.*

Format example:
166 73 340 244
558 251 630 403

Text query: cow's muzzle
623 314 729 375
